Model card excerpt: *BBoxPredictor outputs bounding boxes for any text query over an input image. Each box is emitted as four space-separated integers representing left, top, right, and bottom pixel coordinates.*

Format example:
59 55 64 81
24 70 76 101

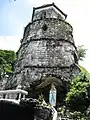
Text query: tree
0 50 16 80
66 66 90 112
77 45 87 61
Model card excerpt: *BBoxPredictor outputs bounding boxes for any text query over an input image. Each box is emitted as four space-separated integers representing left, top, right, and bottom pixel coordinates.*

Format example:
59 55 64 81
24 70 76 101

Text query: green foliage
58 106 88 119
0 50 16 80
38 93 44 103
66 66 90 112
77 45 87 61
78 65 88 73
58 65 90 119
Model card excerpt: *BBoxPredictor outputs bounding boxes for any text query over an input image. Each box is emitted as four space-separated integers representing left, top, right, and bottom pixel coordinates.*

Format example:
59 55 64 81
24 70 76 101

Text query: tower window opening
42 24 48 31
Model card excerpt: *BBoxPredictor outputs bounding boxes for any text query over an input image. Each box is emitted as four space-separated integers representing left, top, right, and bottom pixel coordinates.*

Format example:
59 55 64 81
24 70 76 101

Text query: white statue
49 83 57 107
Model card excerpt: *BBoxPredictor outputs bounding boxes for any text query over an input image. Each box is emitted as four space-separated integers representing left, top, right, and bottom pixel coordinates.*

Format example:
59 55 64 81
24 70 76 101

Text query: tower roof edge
31 3 67 21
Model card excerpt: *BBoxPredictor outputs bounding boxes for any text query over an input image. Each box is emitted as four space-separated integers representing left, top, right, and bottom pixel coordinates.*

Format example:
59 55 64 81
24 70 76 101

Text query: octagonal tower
7 3 79 102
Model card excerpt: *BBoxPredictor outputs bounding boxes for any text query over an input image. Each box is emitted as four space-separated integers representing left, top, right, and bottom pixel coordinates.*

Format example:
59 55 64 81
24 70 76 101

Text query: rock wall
13 18 78 84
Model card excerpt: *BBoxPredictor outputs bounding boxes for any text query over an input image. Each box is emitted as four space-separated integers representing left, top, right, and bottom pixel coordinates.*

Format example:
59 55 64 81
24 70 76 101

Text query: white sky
0 0 90 72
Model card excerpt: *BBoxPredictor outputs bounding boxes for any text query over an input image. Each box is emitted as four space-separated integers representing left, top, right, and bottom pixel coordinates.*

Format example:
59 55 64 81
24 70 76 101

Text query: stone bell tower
6 3 80 104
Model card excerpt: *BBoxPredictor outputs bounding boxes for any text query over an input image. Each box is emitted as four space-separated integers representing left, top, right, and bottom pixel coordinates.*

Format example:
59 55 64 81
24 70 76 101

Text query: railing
57 117 73 120
0 89 28 101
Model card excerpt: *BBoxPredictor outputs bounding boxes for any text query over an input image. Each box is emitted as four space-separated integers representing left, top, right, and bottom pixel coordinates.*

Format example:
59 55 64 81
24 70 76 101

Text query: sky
0 0 90 72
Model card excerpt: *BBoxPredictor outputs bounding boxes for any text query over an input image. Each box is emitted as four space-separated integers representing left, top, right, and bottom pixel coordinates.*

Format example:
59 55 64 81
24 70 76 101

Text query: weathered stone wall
13 17 78 85
13 40 77 85
22 19 73 44
17 41 76 68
